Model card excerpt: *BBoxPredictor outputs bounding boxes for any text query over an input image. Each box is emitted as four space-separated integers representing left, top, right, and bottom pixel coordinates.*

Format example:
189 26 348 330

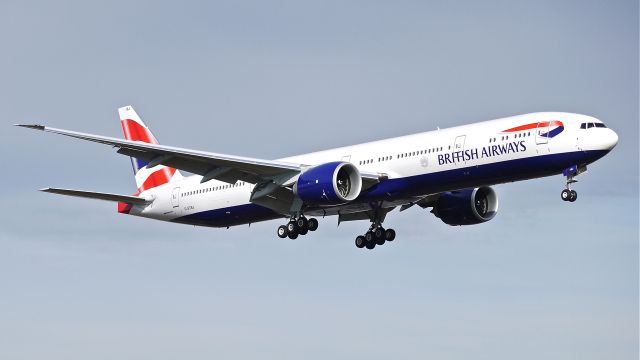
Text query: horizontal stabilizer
40 188 149 204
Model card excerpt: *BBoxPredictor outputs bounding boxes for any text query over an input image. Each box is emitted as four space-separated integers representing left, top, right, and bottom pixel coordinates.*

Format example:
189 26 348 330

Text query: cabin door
536 122 550 145
171 187 180 208
454 135 466 165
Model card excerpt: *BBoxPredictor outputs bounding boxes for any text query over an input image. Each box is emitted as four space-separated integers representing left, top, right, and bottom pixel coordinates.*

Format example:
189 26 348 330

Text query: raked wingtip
15 124 45 130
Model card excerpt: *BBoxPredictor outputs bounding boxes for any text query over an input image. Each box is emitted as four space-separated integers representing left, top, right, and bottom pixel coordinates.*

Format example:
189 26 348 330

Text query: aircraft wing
16 125 384 186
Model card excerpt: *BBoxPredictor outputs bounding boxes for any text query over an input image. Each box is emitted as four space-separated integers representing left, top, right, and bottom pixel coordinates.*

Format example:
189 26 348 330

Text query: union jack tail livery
118 106 182 192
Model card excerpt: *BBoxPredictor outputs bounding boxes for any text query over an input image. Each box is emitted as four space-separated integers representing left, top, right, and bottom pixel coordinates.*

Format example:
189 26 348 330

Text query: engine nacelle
433 186 499 226
294 161 362 205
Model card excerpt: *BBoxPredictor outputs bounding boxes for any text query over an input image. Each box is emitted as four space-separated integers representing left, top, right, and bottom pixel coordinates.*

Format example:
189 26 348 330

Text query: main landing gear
277 216 319 240
355 222 396 250
353 203 396 250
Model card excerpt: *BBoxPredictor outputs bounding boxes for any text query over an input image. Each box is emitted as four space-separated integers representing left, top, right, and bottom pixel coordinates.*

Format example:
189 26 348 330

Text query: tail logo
119 106 181 193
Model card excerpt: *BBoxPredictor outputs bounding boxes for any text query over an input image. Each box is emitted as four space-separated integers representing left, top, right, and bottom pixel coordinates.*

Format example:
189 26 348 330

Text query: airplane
16 106 618 250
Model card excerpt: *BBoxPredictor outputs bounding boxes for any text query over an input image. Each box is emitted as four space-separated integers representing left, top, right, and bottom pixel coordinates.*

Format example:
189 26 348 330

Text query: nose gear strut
560 164 585 202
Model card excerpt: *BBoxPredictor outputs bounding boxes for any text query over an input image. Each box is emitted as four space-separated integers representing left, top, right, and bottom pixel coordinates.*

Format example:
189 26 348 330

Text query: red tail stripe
503 120 563 133
121 119 158 144
118 202 132 214
138 167 176 192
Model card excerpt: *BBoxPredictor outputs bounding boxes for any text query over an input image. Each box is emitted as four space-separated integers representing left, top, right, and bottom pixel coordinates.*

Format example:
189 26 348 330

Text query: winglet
14 124 45 130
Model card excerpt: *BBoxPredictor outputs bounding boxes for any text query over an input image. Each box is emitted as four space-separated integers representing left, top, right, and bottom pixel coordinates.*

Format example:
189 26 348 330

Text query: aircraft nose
602 128 619 150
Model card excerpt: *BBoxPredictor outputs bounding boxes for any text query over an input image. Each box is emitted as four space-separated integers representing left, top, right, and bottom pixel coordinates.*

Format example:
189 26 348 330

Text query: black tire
569 190 578 202
286 221 297 234
365 231 374 243
277 225 287 238
307 218 319 231
385 228 396 241
296 217 308 231
365 241 376 250
355 235 366 248
288 232 298 240
374 227 384 245
561 189 570 201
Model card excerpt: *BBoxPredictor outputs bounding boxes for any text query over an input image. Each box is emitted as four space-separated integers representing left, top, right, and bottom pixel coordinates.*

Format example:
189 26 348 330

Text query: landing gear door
536 122 549 145
171 187 180 208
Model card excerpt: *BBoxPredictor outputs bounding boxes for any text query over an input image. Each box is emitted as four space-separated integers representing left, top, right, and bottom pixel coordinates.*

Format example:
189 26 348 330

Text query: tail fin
118 106 182 192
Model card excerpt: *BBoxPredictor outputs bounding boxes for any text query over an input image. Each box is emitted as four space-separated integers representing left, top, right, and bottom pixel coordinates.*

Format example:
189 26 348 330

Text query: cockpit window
580 122 607 129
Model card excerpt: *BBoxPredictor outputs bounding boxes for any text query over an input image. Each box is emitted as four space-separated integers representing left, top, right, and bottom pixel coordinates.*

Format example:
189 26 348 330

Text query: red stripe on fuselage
121 119 158 144
503 120 563 132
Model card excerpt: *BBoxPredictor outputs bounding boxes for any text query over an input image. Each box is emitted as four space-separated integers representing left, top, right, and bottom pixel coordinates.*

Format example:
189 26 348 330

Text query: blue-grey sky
1 1 637 359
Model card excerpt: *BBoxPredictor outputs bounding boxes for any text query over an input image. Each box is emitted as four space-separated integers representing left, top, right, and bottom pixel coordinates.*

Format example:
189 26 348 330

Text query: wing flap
40 188 149 204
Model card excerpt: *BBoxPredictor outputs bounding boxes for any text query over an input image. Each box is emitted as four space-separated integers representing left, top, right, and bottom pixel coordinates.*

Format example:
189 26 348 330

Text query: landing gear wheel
355 235 366 248
374 227 385 245
365 231 374 243
286 221 297 234
296 217 308 234
288 232 298 240
569 190 577 202
561 189 571 201
365 241 376 250
307 218 319 231
277 225 287 238
385 228 396 241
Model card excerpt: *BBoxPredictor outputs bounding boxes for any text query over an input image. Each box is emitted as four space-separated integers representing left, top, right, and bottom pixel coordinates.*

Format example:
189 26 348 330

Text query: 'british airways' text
438 140 527 165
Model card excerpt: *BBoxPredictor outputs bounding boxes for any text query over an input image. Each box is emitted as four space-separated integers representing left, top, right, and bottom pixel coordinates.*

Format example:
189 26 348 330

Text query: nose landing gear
561 188 577 202
561 165 583 202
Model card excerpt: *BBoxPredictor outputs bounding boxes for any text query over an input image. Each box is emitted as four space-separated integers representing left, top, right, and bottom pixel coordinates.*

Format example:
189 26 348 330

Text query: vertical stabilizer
118 106 182 192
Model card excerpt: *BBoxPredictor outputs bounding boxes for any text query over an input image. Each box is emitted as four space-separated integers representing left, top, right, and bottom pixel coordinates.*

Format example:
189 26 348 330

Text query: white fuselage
129 112 618 227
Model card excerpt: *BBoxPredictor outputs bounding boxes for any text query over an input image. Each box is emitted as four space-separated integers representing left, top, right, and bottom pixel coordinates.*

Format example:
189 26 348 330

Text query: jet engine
294 161 362 205
432 186 499 225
